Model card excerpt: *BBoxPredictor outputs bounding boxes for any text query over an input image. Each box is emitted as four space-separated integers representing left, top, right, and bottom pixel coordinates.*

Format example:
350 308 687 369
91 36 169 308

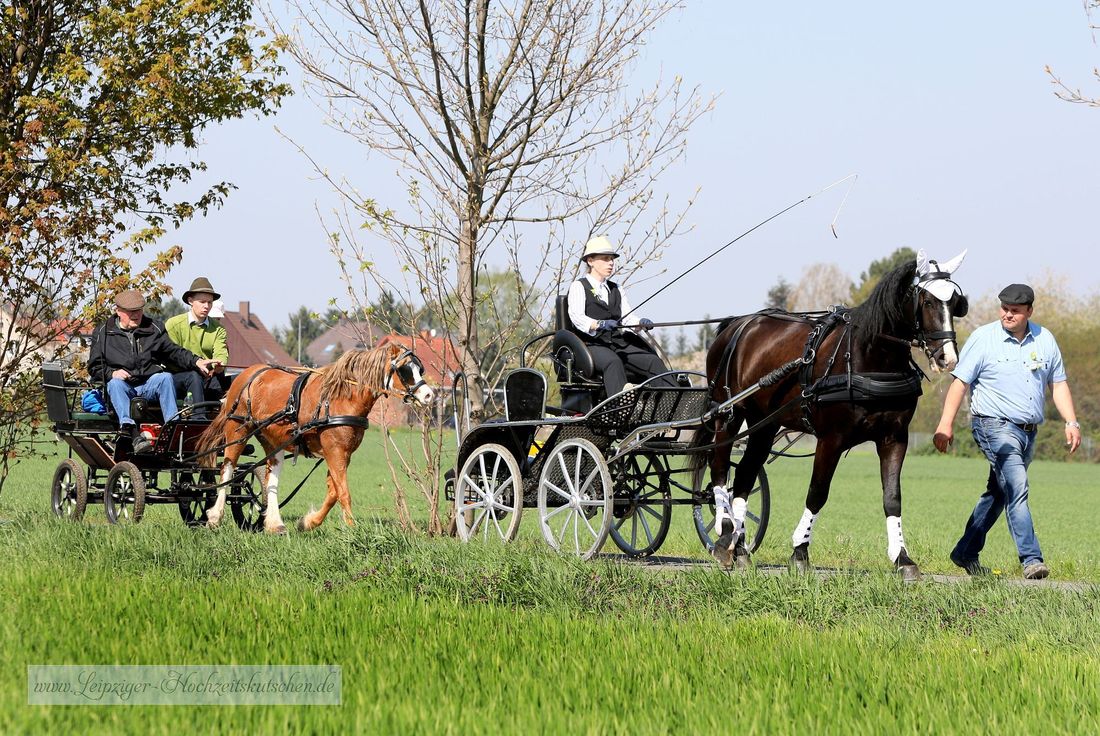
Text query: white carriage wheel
537 437 612 560
454 443 523 544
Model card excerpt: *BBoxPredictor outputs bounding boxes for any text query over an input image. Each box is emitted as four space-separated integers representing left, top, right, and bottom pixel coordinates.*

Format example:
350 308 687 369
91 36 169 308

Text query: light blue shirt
952 320 1066 425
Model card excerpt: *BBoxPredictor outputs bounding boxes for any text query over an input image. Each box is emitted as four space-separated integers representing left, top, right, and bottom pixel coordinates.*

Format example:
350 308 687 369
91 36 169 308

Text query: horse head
385 344 435 405
913 249 968 373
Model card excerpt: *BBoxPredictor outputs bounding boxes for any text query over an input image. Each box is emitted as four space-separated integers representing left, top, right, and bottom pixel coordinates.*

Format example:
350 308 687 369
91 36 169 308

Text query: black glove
596 319 619 332
639 318 654 330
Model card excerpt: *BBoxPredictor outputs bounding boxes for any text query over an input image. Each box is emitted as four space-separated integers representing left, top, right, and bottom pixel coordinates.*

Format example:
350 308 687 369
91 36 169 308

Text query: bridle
908 263 968 365
386 349 428 403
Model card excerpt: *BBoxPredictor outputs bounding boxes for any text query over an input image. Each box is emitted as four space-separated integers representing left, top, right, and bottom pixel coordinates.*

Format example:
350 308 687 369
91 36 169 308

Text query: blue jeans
106 373 178 427
952 416 1042 566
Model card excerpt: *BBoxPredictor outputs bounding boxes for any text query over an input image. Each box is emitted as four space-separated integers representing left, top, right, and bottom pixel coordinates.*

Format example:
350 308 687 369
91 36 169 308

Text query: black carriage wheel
230 471 265 533
51 459 88 522
691 464 770 554
609 452 672 558
104 461 146 525
177 470 217 527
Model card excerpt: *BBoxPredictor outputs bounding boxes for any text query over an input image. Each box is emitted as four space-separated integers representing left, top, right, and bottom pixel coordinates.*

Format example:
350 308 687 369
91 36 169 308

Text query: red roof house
220 301 300 369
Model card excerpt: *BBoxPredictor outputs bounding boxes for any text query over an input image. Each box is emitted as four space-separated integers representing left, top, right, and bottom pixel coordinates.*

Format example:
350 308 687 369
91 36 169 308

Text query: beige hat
580 235 620 263
114 289 146 311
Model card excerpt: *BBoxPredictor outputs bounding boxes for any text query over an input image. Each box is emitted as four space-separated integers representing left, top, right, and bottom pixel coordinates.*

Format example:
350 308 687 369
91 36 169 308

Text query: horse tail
688 416 715 491
196 410 230 469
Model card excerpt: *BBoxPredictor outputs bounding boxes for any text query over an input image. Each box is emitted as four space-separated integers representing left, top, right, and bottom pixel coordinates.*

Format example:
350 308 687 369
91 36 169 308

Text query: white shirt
567 275 640 335
187 313 209 327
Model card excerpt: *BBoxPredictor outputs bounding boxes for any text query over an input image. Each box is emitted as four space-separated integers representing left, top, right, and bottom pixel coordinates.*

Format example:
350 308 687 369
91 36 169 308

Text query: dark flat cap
182 276 221 303
998 283 1034 306
114 289 146 310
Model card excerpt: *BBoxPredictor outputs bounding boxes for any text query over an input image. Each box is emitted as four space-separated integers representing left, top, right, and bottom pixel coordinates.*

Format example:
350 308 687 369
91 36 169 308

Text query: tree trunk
456 211 485 417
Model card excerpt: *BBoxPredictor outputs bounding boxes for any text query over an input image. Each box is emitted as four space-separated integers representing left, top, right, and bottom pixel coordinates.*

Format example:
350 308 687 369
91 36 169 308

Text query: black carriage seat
40 363 117 431
550 295 605 413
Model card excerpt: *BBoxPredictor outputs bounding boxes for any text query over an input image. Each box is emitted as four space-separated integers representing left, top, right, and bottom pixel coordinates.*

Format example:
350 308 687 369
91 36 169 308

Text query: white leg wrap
265 453 285 529
730 497 747 541
887 515 905 562
712 485 732 534
791 508 817 547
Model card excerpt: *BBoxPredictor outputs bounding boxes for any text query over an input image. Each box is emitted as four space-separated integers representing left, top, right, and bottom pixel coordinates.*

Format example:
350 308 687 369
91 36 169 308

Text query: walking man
933 283 1081 579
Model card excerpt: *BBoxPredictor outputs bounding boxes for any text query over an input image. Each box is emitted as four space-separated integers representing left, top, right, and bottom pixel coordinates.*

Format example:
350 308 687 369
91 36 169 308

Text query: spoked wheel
104 461 146 525
51 459 88 521
609 452 672 557
691 463 770 553
177 470 217 527
537 438 612 560
230 470 265 533
454 443 524 543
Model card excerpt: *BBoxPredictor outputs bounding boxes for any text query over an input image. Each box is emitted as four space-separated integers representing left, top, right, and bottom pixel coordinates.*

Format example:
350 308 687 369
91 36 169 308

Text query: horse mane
318 345 394 402
849 260 917 345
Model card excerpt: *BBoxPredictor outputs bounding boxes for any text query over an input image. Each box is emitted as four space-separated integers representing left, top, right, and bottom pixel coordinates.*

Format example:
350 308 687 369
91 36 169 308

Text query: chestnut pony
197 343 433 533
694 250 966 580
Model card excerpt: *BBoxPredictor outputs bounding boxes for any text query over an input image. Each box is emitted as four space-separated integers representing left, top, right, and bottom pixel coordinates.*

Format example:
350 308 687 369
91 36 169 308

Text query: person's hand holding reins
595 319 619 332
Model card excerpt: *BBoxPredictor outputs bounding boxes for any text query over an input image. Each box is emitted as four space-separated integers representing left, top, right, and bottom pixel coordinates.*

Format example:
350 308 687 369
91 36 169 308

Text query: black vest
578 278 633 350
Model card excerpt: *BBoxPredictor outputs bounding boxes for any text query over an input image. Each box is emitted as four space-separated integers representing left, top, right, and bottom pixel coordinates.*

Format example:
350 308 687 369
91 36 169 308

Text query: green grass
1 432 1098 733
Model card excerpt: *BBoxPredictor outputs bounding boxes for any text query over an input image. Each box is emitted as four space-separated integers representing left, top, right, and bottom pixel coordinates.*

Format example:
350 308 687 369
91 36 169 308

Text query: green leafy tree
275 307 328 366
0 0 288 492
765 277 793 310
850 247 916 305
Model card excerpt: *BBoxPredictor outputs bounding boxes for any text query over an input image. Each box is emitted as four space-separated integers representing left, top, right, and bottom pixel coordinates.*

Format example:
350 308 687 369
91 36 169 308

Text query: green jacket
164 313 229 364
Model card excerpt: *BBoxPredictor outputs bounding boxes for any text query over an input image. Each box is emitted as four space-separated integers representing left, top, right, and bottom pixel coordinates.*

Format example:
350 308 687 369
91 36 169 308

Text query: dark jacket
87 315 200 385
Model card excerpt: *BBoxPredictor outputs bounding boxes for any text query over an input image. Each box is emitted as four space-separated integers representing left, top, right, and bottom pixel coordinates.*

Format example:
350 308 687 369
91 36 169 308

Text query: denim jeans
952 416 1042 566
106 373 178 426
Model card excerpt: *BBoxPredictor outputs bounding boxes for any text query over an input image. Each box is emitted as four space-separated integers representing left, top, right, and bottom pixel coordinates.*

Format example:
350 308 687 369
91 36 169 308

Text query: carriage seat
550 295 605 413
40 363 117 430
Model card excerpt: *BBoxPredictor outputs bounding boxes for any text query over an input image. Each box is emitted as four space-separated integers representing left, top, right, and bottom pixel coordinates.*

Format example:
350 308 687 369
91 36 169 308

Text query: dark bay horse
695 250 966 580
197 343 433 533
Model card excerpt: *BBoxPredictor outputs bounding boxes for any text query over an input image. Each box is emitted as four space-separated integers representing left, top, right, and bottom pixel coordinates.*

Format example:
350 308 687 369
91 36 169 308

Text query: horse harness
226 350 426 459
710 307 925 436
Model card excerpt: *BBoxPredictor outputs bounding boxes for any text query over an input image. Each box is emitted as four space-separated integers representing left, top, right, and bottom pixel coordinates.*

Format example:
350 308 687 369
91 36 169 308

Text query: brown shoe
1022 562 1049 580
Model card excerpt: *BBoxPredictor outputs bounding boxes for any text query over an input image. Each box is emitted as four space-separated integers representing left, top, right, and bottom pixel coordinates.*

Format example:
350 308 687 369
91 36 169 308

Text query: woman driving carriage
566 236 676 397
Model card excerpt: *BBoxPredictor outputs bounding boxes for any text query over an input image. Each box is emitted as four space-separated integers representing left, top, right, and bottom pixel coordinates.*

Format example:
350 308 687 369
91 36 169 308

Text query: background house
220 301 299 369
304 319 383 367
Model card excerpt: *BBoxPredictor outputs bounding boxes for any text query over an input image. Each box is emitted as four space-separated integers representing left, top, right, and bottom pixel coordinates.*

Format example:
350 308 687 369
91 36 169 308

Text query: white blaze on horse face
791 508 818 548
410 363 434 405
927 297 958 373
886 515 906 562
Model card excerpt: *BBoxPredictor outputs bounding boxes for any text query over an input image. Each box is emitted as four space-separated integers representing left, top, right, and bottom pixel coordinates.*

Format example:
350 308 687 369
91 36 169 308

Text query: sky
162 3 1100 331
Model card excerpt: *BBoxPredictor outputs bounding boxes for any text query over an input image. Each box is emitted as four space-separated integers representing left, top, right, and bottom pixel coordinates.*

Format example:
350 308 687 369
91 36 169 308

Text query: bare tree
274 0 709 417
1047 1 1100 105
789 262 853 313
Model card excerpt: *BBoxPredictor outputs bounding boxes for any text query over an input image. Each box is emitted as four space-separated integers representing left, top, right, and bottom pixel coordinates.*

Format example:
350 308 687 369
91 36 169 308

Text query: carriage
446 297 780 560
40 363 264 528
450 249 967 576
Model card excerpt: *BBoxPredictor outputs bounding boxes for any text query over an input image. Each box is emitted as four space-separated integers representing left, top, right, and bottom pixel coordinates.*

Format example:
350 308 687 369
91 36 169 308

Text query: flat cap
114 289 146 310
997 283 1034 306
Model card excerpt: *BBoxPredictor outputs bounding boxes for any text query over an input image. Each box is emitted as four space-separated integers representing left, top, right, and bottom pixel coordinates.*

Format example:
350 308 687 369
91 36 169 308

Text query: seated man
567 235 676 396
88 289 217 452
165 277 230 411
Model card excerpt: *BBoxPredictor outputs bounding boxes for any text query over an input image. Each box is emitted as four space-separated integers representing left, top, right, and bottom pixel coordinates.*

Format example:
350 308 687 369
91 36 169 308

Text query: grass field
1 431 1098 734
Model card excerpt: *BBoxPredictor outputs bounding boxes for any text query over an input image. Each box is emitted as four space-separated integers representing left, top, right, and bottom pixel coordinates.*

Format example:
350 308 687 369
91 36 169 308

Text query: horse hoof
787 545 814 572
711 532 737 570
296 517 312 532
205 516 221 529
897 564 922 583
266 524 288 536
734 548 753 571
